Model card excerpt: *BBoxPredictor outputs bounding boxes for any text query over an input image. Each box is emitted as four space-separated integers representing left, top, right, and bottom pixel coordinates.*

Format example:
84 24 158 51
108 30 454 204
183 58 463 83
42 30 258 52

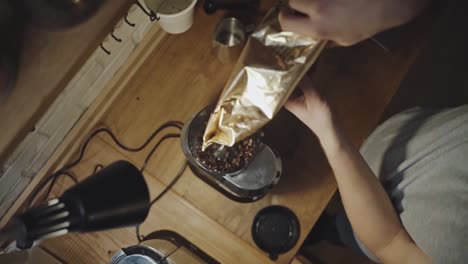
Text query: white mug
144 0 197 34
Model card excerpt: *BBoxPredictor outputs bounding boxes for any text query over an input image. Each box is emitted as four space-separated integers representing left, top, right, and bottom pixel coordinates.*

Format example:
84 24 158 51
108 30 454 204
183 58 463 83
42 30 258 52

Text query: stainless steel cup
212 17 247 63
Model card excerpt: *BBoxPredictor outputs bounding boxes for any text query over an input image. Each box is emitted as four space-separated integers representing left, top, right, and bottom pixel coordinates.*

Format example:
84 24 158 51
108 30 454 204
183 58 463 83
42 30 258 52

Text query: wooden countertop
0 0 133 163
4 4 433 264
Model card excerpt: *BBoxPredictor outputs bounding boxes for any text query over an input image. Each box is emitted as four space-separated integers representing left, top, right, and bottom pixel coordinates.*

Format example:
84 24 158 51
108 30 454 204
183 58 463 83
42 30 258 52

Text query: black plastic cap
252 205 300 260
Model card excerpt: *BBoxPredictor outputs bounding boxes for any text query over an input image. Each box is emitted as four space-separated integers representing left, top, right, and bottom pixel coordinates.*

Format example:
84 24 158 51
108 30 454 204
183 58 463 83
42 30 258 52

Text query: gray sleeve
359 105 468 264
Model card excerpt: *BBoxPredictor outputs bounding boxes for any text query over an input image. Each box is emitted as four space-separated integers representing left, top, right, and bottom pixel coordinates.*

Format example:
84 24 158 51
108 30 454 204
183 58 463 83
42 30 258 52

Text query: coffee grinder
181 106 281 202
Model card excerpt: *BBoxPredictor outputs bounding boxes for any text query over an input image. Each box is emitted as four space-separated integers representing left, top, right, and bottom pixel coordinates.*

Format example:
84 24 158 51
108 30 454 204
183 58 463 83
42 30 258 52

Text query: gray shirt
358 105 468 263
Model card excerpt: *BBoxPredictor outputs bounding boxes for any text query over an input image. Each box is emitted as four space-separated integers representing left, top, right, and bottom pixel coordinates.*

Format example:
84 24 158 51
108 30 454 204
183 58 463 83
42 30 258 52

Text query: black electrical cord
93 164 104 174
25 121 184 210
62 121 183 172
150 162 187 207
42 163 104 201
136 160 188 242
23 120 188 246
26 171 79 209
43 170 78 201
139 133 180 172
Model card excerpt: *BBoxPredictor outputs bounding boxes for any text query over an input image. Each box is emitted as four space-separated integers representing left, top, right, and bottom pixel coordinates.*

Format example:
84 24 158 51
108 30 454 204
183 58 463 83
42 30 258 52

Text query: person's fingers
288 0 313 14
284 95 305 116
298 75 317 97
279 10 309 34
279 10 329 40
298 75 323 103
298 75 314 91
326 41 339 48
303 85 321 101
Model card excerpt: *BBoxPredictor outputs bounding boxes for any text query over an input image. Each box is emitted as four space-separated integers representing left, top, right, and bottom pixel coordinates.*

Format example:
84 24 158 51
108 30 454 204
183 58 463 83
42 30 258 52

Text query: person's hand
279 0 429 46
285 76 333 138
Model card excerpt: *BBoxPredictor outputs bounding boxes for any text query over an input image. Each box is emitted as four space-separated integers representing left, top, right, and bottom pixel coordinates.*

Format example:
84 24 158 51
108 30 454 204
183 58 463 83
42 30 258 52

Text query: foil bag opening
203 4 326 150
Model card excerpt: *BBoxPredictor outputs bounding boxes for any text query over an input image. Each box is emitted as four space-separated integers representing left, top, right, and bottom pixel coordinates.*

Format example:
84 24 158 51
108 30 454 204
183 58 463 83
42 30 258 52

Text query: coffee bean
190 116 258 174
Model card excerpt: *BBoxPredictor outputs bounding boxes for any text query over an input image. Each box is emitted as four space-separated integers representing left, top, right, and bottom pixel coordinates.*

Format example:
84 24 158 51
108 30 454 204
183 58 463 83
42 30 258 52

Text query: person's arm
285 77 431 263
279 0 429 46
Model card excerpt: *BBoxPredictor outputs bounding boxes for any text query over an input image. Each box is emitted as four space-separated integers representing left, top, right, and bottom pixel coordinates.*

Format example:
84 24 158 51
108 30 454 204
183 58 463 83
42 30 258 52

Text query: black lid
251 205 300 260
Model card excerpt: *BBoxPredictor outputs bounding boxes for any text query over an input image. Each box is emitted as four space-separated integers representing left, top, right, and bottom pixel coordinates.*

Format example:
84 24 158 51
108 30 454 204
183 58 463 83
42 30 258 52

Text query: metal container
110 230 218 264
212 17 248 63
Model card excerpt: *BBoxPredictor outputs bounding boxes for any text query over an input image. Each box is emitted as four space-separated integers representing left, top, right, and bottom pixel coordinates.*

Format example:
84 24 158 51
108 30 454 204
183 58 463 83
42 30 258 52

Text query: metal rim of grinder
181 105 282 203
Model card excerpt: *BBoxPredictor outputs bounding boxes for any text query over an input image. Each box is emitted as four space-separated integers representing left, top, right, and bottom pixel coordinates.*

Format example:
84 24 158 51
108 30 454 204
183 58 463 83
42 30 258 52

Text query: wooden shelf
0 0 134 163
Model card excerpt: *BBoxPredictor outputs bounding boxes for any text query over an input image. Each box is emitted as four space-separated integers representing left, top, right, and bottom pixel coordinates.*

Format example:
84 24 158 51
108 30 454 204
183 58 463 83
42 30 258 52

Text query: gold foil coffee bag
203 4 326 149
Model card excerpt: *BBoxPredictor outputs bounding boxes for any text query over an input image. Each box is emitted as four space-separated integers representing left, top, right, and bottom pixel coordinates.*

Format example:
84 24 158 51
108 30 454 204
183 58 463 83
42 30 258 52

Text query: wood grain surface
0 15 168 229
6 3 435 264
0 0 134 163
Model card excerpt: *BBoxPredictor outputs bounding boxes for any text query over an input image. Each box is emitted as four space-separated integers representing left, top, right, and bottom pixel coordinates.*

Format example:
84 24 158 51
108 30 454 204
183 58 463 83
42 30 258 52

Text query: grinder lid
251 205 300 260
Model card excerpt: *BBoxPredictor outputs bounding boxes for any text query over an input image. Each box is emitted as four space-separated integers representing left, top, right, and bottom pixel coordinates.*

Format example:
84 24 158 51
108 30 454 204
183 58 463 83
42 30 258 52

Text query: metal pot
110 230 219 264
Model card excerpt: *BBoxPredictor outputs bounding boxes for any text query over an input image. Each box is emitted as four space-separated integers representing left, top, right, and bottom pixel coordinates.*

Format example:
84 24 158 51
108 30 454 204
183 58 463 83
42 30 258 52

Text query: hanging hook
111 30 122 42
135 0 159 21
100 43 111 55
124 13 136 27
